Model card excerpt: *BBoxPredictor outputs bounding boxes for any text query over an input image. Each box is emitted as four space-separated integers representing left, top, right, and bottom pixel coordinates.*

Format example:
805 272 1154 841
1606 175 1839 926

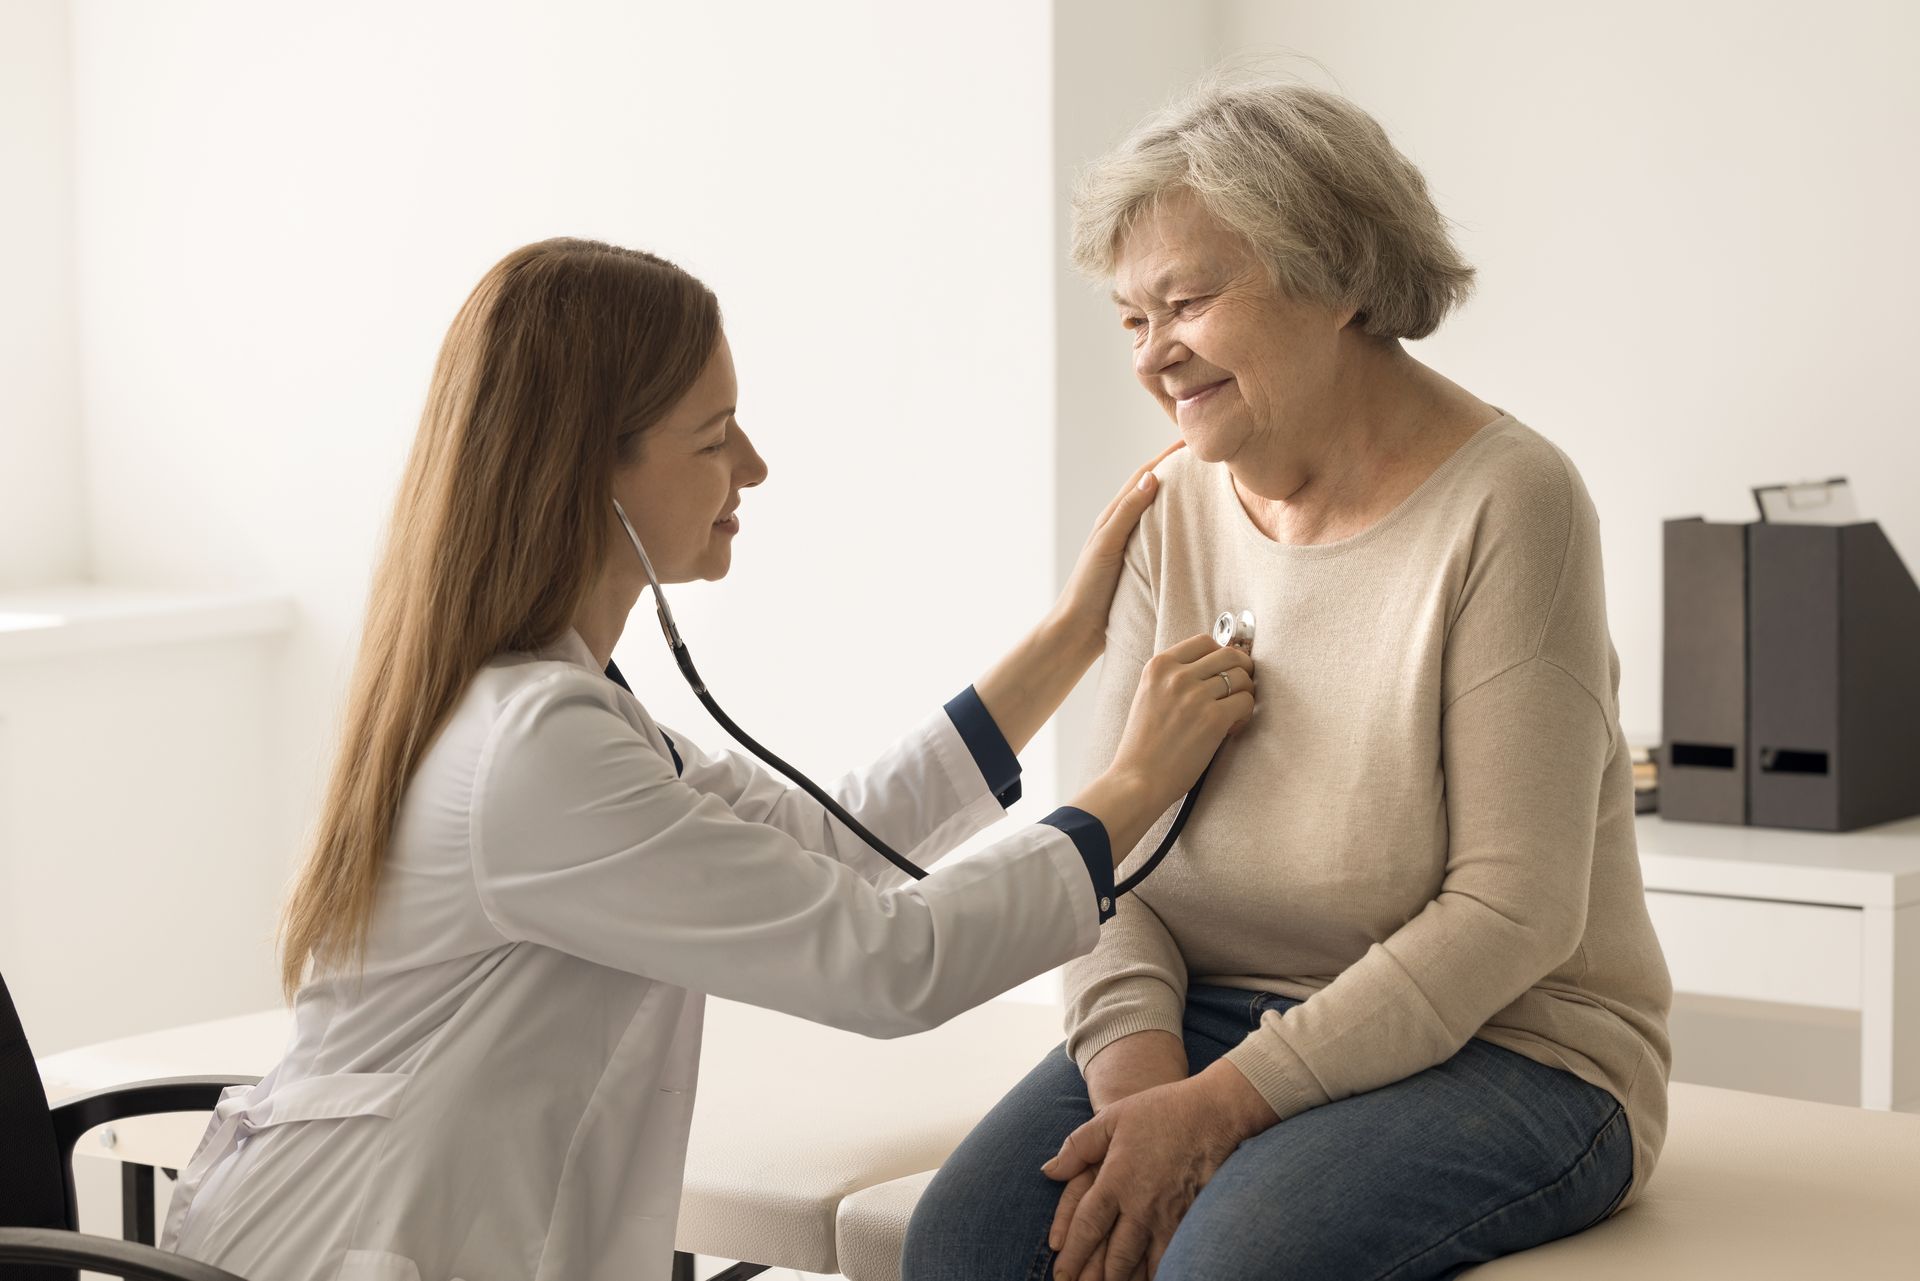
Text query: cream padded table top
1471 1084 1920 1279
38 995 1069 1274
835 1082 1920 1281
836 1171 938 1281
675 995 1062 1269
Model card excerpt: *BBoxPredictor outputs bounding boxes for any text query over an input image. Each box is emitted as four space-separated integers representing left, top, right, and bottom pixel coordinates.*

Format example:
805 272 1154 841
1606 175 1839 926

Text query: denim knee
900 1046 1091 1280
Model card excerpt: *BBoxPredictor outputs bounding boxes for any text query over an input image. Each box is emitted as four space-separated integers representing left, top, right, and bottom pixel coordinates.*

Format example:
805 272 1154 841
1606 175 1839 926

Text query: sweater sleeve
1065 888 1190 1070
1222 445 1621 1119
1062 525 1191 1069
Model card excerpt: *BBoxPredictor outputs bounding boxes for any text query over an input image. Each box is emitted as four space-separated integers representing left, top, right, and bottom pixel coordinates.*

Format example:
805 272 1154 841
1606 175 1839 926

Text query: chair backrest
0 968 78 1277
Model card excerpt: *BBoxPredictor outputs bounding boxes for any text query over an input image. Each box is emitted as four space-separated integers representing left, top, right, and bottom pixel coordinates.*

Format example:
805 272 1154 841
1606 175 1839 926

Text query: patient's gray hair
1071 78 1476 341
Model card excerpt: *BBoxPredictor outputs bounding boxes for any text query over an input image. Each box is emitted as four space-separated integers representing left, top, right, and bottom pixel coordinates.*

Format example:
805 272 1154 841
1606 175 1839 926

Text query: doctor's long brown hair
279 238 722 999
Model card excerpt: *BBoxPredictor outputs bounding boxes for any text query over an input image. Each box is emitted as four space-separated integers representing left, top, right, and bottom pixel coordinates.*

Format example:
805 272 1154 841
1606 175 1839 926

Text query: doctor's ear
615 427 647 461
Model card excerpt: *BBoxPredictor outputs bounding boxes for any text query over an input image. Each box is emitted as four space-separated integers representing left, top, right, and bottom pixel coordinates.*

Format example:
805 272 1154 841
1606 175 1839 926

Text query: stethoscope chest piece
1213 608 1256 654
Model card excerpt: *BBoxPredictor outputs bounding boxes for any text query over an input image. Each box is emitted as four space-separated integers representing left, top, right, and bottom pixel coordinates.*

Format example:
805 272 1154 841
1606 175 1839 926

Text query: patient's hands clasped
1043 1059 1276 1280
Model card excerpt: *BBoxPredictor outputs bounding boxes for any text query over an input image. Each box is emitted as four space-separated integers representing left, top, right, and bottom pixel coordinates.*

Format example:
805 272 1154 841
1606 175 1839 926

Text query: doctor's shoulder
448 654 655 762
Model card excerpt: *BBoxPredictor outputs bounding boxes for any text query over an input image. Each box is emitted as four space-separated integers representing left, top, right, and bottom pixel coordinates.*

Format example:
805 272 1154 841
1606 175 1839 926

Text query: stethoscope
612 499 1253 899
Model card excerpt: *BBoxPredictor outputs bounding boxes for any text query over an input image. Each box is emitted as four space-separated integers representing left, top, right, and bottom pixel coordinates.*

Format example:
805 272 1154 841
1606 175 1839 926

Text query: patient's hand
1049 1054 1278 1279
1042 1076 1244 1280
1084 1030 1187 1112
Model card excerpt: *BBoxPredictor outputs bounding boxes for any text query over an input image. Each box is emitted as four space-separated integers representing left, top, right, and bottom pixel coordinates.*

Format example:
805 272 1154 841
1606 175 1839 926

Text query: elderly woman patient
902 80 1673 1281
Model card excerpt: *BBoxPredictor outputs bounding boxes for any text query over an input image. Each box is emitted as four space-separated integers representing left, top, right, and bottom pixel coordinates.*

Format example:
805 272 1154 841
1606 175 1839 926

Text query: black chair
0 969 256 1280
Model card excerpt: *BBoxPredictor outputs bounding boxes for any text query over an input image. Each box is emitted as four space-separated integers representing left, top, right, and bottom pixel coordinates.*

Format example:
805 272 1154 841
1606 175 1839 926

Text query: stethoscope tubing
611 497 1214 898
672 631 1214 890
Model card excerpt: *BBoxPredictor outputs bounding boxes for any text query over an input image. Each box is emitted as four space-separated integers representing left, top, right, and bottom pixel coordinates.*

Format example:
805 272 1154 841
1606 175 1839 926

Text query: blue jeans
902 985 1632 1280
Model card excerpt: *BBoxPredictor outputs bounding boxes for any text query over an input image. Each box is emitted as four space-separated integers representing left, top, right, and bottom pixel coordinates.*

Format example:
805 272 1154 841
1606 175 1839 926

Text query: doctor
162 237 1255 1281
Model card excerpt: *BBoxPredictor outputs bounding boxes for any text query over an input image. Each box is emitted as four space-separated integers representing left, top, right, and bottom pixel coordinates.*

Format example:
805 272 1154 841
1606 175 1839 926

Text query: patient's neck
1229 345 1496 547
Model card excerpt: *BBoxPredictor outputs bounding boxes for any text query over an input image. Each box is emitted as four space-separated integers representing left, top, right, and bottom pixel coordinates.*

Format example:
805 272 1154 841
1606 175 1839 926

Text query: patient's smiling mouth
1173 379 1232 412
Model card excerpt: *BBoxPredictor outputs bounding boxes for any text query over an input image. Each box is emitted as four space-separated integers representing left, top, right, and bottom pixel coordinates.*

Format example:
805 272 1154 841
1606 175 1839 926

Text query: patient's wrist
1085 1029 1187 1109
1193 1058 1281 1141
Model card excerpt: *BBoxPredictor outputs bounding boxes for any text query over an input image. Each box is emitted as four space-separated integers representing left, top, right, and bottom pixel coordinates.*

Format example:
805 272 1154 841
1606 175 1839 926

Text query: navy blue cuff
943 685 1023 809
1039 806 1117 924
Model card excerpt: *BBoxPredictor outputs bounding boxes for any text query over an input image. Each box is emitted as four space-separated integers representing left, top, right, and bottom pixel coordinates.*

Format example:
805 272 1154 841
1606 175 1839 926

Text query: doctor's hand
1112 634 1255 802
975 443 1185 762
1052 441 1185 655
1069 634 1255 866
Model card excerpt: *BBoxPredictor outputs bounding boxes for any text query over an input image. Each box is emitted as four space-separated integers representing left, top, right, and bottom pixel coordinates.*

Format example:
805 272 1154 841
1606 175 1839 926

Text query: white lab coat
162 630 1100 1281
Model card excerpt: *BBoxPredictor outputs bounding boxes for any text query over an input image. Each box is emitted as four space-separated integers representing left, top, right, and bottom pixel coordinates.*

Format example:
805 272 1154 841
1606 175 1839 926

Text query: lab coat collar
536 628 602 673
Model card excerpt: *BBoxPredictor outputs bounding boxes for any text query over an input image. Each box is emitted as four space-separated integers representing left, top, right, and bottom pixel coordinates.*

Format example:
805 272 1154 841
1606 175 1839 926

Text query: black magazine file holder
1661 517 1920 831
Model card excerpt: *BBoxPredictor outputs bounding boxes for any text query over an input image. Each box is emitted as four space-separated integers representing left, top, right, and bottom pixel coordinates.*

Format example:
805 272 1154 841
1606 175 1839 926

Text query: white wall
0 631 286 1053
0 0 88 587
1215 0 1920 739
69 0 1063 940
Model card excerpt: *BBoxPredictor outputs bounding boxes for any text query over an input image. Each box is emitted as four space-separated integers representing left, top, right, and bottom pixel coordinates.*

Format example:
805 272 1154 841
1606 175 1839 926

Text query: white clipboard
1752 477 1858 525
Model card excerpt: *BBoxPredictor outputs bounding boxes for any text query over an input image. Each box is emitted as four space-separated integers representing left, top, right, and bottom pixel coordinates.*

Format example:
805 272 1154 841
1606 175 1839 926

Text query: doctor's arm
970 442 1181 756
475 680 1106 1036
477 654 1239 1037
663 696 1026 891
665 444 1183 889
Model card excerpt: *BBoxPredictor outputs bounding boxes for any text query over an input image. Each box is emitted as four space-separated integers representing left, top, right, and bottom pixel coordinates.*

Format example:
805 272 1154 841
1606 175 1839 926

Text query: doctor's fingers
1208 667 1256 700
1092 440 1187 531
1154 632 1219 664
1085 473 1159 561
1184 645 1256 684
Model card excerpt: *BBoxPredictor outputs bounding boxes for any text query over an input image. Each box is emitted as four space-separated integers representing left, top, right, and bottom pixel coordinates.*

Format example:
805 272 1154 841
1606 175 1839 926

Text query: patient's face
1112 190 1349 472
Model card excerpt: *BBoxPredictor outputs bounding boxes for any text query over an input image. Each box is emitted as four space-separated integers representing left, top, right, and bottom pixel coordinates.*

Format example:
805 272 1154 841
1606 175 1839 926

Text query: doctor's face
613 332 767 584
1112 190 1350 473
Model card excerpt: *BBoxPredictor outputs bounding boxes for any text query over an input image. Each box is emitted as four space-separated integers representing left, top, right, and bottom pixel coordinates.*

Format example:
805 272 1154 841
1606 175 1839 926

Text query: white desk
1637 813 1920 1112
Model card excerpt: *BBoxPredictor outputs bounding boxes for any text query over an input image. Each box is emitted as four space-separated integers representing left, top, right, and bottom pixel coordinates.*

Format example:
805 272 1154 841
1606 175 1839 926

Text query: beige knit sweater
1064 416 1673 1202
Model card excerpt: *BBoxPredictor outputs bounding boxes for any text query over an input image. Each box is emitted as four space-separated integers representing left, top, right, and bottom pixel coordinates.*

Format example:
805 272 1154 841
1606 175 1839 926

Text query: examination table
36 998 1920 1279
